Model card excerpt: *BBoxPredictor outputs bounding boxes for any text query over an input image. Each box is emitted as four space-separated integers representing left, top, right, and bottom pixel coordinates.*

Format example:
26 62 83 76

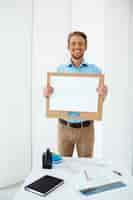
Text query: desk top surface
14 158 133 200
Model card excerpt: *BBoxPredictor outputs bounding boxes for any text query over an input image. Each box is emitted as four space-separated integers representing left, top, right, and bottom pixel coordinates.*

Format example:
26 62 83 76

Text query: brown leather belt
59 118 92 128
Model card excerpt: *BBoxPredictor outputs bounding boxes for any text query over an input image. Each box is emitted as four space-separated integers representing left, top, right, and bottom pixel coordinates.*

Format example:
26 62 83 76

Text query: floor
0 183 22 200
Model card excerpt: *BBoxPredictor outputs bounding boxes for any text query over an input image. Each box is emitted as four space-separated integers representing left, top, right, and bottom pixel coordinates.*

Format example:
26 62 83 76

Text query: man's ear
85 44 87 50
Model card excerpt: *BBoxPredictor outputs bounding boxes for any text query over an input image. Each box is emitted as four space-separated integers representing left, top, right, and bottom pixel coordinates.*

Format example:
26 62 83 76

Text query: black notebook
24 175 64 197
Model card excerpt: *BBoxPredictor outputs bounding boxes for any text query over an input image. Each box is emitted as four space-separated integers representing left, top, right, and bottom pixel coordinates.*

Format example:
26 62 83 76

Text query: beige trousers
57 121 94 157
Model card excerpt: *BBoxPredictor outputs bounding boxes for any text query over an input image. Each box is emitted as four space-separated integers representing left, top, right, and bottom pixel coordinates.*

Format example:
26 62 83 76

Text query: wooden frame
46 72 104 120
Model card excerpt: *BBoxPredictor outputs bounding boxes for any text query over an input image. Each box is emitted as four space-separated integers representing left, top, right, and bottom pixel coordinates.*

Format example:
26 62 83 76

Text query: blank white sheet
50 76 99 112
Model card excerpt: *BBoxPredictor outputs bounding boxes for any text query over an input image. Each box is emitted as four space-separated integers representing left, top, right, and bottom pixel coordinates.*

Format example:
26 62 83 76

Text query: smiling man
44 31 107 157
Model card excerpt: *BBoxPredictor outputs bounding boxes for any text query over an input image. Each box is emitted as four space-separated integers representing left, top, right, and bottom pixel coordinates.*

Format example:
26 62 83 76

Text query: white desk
14 158 133 200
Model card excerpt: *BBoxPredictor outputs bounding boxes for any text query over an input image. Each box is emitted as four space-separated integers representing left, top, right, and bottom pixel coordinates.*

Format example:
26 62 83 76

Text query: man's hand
43 86 54 97
97 84 108 100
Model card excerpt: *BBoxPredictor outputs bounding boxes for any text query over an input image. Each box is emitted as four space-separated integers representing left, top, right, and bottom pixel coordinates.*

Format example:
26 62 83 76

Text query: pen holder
42 148 52 169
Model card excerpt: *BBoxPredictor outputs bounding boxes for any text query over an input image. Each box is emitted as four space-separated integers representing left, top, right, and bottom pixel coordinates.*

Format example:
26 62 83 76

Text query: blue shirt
57 60 102 123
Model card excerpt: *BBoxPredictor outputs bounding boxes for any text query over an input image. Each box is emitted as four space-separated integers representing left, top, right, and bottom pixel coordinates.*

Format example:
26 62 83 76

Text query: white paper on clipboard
50 76 99 112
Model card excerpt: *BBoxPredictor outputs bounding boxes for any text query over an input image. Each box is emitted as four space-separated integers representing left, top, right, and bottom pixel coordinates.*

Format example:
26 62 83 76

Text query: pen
113 170 122 176
84 170 89 181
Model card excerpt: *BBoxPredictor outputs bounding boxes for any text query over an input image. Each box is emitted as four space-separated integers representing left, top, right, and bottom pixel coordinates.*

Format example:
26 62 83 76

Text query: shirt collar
67 59 88 68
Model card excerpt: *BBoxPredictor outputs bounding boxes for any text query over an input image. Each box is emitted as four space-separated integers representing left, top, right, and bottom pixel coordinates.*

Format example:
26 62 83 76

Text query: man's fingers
97 85 108 96
48 86 54 93
43 86 54 97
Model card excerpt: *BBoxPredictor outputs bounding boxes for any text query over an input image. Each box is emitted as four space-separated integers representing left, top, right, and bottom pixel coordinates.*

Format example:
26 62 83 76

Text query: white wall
129 0 133 174
103 0 133 173
0 0 32 187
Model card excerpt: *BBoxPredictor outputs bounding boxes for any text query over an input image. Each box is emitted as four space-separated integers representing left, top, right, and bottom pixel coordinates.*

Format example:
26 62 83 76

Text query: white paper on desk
74 168 122 190
50 76 99 112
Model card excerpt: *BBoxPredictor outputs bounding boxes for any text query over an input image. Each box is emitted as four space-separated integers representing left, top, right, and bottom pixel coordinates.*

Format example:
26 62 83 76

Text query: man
44 31 107 157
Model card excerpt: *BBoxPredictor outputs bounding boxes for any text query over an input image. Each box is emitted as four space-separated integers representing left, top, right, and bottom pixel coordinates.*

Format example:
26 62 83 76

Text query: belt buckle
67 121 70 127
81 121 84 128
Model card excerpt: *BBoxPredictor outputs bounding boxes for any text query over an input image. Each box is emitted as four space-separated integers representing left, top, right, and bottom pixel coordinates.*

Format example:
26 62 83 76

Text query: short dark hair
67 31 87 48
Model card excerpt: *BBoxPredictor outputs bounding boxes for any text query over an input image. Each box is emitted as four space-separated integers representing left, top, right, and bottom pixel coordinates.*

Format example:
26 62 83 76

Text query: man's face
68 35 87 60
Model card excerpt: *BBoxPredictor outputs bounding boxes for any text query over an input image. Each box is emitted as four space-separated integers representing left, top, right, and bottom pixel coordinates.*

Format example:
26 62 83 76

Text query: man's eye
71 42 76 46
78 42 83 46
